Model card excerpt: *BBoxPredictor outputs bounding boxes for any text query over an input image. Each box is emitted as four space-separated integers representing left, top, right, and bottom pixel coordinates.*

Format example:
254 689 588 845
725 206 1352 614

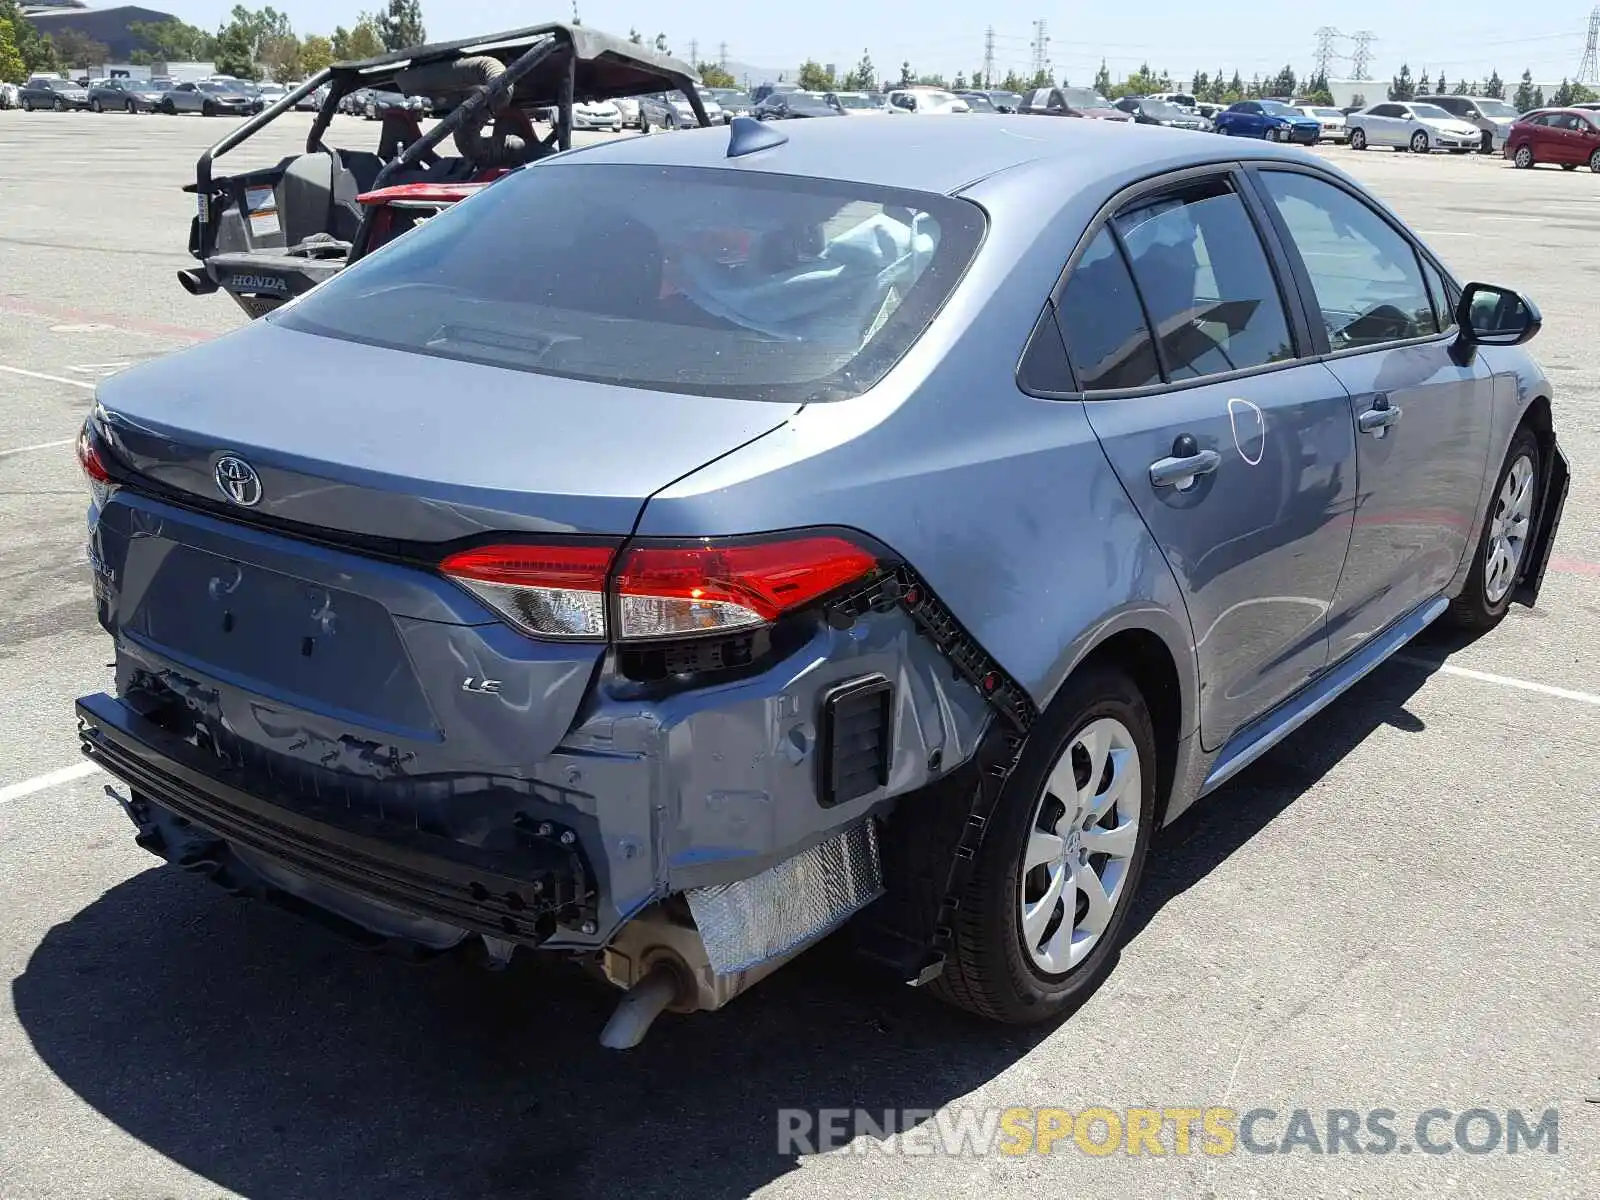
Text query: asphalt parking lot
1 109 1596 1200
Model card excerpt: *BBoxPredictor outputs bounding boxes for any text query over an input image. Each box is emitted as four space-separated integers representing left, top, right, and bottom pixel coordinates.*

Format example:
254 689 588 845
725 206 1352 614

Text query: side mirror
1456 282 1541 346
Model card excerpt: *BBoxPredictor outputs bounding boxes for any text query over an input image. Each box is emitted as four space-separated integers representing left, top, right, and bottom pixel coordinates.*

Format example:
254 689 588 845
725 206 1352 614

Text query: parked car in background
884 87 970 114
1146 91 1199 112
76 116 1566 1048
750 81 800 103
639 90 719 130
713 92 753 121
365 88 431 119
826 90 888 116
1505 108 1600 171
1415 94 1519 154
959 88 1024 112
160 80 255 116
86 77 166 113
1295 105 1348 142
19 76 90 111
1113 97 1210 130
1346 101 1482 153
1019 86 1128 121
255 83 289 108
571 99 623 131
753 90 843 119
341 87 373 115
0 81 18 110
954 91 1004 114
1214 99 1320 142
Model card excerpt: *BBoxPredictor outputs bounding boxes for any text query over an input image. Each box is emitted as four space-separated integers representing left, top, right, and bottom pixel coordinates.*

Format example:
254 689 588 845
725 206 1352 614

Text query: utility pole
718 41 729 69
1350 31 1375 80
1030 19 1050 81
688 39 699 67
1313 27 1339 80
1579 6 1600 85
983 25 996 89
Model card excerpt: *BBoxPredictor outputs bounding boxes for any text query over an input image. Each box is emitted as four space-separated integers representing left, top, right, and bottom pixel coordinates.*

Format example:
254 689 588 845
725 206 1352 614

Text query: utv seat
273 149 386 256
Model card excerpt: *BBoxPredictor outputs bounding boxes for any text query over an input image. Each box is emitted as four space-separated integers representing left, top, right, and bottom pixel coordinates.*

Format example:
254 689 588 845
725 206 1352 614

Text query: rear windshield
275 164 985 402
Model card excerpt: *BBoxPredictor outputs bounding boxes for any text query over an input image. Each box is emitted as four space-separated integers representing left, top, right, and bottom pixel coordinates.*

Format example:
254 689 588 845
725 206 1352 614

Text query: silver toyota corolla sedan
75 116 1568 1047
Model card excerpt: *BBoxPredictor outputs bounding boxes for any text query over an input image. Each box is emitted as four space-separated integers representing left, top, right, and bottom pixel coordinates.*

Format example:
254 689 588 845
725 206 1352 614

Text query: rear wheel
1349 127 1367 150
90 98 102 113
1448 428 1542 633
1410 129 1430 154
1513 143 1534 168
202 100 216 117
1591 149 1600 173
21 98 32 113
930 666 1157 1025
126 100 137 114
53 97 65 112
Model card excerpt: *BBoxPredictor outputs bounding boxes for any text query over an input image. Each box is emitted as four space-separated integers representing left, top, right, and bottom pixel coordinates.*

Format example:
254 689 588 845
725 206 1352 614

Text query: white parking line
0 364 96 390
0 437 74 458
0 762 100 807
1397 656 1600 706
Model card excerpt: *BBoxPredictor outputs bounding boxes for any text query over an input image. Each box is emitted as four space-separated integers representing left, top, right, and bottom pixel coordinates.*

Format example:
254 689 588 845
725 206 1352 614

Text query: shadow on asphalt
12 646 1452 1200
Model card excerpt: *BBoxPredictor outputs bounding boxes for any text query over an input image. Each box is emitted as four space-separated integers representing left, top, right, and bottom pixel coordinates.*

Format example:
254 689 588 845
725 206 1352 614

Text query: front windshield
789 94 835 114
994 92 1022 108
833 93 876 109
721 92 751 108
1411 103 1454 121
1476 99 1517 118
1062 87 1108 109
198 82 232 93
1259 100 1299 117
1313 107 1342 118
275 163 985 404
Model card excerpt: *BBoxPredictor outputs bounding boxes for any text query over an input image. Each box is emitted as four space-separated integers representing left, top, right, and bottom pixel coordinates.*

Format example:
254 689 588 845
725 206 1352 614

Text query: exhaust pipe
599 962 685 1050
176 268 218 296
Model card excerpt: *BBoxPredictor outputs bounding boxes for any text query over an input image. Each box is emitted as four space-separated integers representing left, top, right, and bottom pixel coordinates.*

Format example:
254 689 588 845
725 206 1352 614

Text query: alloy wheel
1350 128 1366 150
1411 130 1429 154
1591 149 1600 173
1484 455 1536 605
1514 144 1533 168
1018 717 1143 975
53 97 64 112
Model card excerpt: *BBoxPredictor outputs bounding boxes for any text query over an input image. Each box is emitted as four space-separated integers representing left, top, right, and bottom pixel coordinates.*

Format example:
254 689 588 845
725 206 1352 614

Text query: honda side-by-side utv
178 23 711 318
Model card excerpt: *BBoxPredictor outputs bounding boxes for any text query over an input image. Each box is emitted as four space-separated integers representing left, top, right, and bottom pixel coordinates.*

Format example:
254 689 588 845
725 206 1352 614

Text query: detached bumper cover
77 692 594 945
1515 439 1570 609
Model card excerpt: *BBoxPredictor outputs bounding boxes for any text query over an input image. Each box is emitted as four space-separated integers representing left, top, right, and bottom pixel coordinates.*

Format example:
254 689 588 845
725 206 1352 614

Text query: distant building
23 5 179 63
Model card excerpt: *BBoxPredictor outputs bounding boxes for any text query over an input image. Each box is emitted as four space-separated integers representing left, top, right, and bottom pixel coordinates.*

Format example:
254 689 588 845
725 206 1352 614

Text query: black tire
1349 127 1367 150
1513 142 1534 169
929 665 1159 1025
639 110 651 134
126 100 137 114
1447 427 1542 634
1410 130 1429 154
202 101 216 117
21 98 32 113
90 98 102 113
1591 149 1600 173
53 97 65 112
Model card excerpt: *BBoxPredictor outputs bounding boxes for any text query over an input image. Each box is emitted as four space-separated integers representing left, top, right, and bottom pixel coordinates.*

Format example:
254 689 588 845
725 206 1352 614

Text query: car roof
548 114 1327 197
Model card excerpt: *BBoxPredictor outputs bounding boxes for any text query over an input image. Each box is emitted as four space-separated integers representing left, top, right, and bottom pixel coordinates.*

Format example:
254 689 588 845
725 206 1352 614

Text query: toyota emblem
214 455 263 507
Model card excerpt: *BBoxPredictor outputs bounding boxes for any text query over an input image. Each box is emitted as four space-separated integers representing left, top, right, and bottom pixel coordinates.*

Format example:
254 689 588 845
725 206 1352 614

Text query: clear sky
148 1 1600 86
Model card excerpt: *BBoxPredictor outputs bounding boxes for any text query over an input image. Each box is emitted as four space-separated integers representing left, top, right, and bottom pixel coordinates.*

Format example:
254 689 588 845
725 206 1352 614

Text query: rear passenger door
1250 166 1493 653
1060 170 1359 750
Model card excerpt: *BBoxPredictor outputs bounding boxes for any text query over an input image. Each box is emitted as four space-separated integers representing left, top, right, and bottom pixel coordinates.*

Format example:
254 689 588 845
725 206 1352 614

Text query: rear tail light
440 543 615 640
76 422 111 484
613 536 878 641
439 533 880 645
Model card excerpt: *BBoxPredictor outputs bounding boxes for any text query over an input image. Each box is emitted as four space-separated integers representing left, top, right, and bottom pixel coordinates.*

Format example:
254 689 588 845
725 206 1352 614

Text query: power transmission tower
1313 27 1340 79
718 41 729 69
688 39 699 67
983 25 996 88
1030 19 1050 81
1350 31 1375 80
1579 6 1600 85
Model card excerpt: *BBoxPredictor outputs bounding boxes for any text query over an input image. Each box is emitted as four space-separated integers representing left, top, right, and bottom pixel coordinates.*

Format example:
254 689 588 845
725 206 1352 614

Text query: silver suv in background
1416 94 1520 153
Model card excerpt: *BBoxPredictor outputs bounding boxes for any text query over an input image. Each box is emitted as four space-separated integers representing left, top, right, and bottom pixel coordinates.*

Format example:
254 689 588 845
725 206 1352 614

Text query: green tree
1271 64 1296 97
840 49 874 91
697 61 734 88
1028 67 1050 89
1226 71 1244 101
1388 62 1414 101
952 72 967 90
331 16 383 61
627 27 642 44
1484 70 1504 99
1573 82 1599 103
1417 68 1432 95
0 15 25 83
376 0 424 52
1304 70 1333 105
972 65 985 88
797 59 833 90
898 59 913 87
1513 68 1534 111
299 33 333 75
262 31 301 81
653 32 668 54
1093 59 1111 95
212 25 256 78
1532 85 1544 108
1190 70 1208 97
916 72 948 88
48 27 106 67
0 0 57 72
128 19 215 61
999 69 1026 94
1109 62 1159 99
1452 77 1470 95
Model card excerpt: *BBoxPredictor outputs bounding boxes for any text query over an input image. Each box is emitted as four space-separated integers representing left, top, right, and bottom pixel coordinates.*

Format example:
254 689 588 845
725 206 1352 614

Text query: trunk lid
95 318 798 541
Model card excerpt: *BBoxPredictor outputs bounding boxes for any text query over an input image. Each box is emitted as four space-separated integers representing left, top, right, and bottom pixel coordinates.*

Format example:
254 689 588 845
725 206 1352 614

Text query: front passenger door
1062 171 1359 749
1252 167 1493 655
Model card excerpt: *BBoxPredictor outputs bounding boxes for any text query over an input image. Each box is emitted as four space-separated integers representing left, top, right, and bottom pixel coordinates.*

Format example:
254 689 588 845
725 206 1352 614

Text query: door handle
1149 434 1221 491
1357 393 1402 438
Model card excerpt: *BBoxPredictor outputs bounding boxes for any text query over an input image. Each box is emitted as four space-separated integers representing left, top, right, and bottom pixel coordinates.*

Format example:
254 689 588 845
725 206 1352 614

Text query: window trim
1241 161 1464 362
1019 161 1315 402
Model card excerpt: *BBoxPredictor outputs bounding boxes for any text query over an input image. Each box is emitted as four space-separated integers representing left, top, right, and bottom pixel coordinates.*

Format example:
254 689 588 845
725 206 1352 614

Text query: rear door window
1111 177 1296 381
275 163 985 403
1054 228 1160 391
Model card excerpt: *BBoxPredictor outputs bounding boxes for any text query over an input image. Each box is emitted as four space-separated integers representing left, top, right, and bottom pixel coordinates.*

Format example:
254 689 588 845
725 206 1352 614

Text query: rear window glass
275 163 984 403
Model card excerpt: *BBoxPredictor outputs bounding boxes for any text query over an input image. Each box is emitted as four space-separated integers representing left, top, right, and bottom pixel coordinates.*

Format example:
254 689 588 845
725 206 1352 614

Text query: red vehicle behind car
1505 107 1600 172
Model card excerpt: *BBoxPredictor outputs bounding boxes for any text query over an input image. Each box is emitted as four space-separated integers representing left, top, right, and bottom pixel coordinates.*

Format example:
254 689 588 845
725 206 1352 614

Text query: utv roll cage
179 22 709 317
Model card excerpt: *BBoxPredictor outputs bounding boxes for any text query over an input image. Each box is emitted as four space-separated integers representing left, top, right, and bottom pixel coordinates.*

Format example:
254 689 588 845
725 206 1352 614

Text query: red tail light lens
613 535 879 641
77 422 111 484
440 542 616 640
